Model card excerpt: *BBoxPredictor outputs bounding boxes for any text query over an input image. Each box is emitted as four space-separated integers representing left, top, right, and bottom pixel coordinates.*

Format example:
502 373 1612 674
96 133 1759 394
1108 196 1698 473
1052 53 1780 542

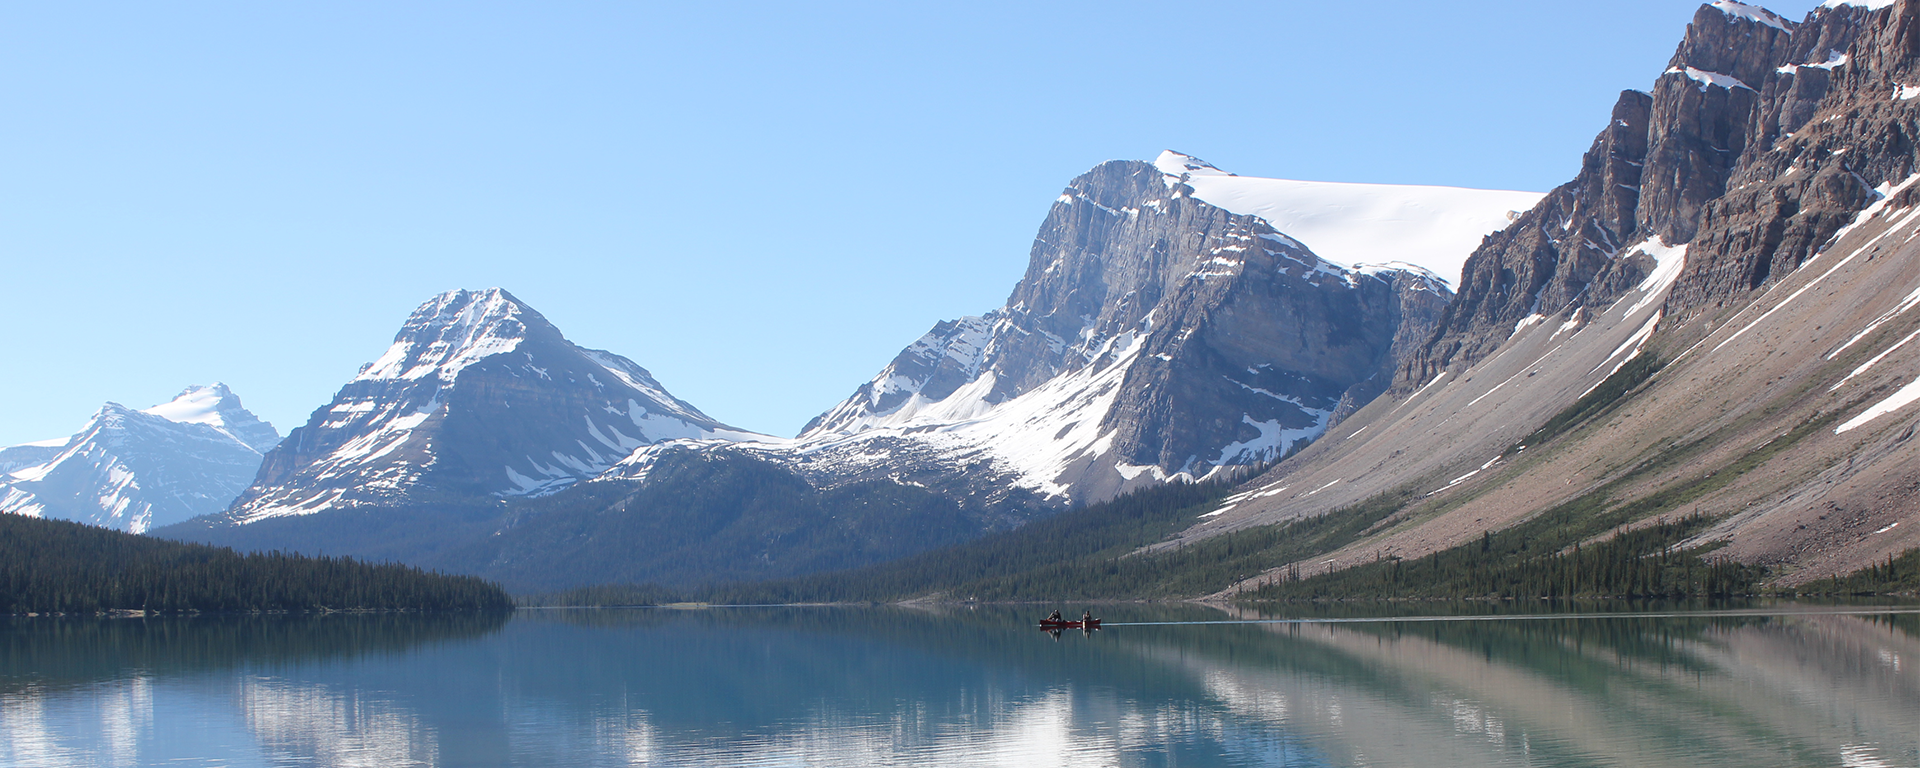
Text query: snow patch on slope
1711 1 1793 32
1666 66 1755 93
1626 238 1689 316
1837 375 1920 433
1715 189 1920 356
1214 412 1330 466
767 331 1147 499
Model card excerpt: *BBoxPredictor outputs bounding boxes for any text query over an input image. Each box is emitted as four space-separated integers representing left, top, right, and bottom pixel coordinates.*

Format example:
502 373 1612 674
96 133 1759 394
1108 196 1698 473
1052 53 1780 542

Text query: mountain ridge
1 385 281 533
159 156 1535 590
218 287 765 525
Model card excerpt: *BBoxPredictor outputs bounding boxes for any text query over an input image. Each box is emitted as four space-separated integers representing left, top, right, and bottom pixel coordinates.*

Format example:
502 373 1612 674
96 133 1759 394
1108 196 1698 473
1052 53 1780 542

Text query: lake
1 602 1916 767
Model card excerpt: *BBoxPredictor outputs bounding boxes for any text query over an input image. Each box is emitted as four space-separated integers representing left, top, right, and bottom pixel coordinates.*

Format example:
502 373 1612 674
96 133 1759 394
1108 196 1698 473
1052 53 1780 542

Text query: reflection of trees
496 605 1332 766
7 605 1918 766
1108 605 1920 768
0 613 511 696
500 606 1227 732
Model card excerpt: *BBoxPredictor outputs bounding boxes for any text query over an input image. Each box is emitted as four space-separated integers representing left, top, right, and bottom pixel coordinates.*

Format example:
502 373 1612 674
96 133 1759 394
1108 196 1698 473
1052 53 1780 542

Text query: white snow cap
1151 151 1544 287
358 288 529 383
141 383 281 452
1821 0 1897 10
144 383 238 427
1711 2 1793 32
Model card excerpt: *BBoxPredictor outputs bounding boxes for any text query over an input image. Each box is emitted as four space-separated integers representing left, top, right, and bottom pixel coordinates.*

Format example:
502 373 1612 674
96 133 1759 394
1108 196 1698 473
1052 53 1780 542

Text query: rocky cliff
1191 0 1920 592
1398 1 1890 392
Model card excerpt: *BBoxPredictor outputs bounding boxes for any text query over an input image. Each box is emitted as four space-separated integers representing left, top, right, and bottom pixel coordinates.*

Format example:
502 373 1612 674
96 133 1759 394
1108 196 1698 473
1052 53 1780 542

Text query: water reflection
1165 607 1920 767
0 605 1916 767
0 614 506 768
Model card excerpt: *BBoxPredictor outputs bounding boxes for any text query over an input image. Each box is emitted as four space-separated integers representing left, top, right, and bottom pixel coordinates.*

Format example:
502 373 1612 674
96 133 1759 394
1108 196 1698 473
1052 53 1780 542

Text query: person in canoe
1046 609 1063 623
1082 609 1093 625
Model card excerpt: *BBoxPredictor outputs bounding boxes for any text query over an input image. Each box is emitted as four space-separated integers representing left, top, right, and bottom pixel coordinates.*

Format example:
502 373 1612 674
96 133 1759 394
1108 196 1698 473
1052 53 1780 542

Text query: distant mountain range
74 0 1920 596
155 152 1533 590
1 384 279 533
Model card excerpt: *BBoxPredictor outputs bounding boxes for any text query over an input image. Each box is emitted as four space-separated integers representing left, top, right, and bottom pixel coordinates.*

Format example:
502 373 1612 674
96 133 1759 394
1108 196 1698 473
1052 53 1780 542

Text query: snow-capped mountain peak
1153 150 1235 179
767 153 1520 504
356 288 532 383
213 288 767 524
142 383 282 453
1 385 284 533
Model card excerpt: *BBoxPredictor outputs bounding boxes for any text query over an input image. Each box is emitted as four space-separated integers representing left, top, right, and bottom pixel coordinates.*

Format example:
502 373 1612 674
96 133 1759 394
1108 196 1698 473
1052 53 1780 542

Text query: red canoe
1039 618 1101 629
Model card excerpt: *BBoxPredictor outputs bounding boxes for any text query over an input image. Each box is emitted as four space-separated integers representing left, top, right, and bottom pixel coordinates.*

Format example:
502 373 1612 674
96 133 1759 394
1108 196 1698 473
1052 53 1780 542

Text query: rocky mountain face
164 159 1532 590
1189 0 1920 591
211 288 762 525
0 385 280 533
516 153 1520 588
770 152 1510 504
1398 1 1887 391
1665 1 1903 316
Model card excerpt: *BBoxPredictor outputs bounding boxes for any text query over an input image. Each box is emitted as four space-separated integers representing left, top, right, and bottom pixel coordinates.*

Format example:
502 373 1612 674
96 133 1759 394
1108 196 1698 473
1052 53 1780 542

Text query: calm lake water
2 602 1917 767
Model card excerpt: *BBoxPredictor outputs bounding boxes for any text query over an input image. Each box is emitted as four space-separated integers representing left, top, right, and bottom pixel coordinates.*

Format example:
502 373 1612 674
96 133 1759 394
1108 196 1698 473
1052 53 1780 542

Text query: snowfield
1152 151 1543 287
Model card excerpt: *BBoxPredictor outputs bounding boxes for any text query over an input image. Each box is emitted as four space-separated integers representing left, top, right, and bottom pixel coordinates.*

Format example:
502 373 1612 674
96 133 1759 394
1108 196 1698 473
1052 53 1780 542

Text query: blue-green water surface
2 602 1917 767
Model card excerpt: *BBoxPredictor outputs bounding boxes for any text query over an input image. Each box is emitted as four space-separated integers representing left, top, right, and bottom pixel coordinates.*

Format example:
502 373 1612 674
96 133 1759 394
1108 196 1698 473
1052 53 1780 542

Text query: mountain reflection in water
0 604 1915 767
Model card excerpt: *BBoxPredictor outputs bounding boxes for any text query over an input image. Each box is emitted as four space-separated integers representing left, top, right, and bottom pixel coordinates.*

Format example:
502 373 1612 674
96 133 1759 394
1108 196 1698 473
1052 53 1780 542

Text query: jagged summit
357 288 537 384
213 287 765 524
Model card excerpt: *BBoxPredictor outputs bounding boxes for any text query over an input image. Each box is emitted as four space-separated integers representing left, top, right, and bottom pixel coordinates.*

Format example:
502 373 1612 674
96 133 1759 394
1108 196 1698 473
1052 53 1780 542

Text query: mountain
163 162 1536 591
142 382 282 452
0 385 280 533
0 441 65 474
484 153 1532 587
211 287 764 524
653 152 1537 505
148 1 1920 597
162 288 1000 589
1173 0 1920 591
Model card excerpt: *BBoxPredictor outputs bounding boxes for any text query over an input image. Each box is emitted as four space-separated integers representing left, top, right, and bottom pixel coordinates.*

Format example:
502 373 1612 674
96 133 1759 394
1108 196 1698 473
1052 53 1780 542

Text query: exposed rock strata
1400 3 1902 391
1202 0 1920 592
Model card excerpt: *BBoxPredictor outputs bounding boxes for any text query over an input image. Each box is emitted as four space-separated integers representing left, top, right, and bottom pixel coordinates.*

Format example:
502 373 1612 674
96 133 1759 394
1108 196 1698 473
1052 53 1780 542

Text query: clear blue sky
2 1 1827 446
